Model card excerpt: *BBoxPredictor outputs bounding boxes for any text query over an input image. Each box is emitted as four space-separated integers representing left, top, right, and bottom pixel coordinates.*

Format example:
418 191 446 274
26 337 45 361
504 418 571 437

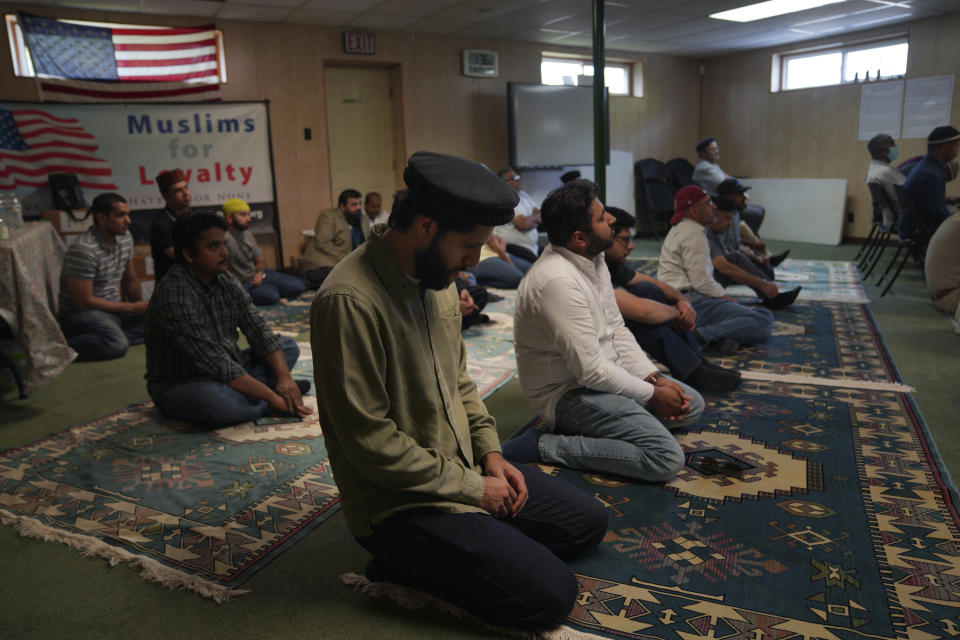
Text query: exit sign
343 32 375 55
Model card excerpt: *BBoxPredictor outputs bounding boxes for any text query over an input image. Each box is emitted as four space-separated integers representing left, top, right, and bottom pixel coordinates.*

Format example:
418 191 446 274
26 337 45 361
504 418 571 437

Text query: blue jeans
623 282 702 379
474 253 532 289
544 379 704 482
357 465 608 631
154 337 300 425
244 269 306 306
61 309 144 361
688 291 773 345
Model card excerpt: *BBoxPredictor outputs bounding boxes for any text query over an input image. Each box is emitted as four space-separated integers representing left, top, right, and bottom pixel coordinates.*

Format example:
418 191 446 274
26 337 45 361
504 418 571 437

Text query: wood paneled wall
0 3 700 267
700 12 960 239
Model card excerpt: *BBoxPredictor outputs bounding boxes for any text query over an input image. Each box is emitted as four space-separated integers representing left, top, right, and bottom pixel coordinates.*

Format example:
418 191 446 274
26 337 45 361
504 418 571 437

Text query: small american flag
18 12 221 103
0 108 117 190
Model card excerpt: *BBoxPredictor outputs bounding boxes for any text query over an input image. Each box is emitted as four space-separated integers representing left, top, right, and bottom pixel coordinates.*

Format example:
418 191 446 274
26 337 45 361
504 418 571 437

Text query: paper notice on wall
902 74 955 139
858 80 903 141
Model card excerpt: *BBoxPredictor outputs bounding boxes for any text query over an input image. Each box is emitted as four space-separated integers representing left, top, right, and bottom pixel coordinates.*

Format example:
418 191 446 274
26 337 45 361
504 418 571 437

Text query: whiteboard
744 179 847 246
508 83 608 169
516 150 635 214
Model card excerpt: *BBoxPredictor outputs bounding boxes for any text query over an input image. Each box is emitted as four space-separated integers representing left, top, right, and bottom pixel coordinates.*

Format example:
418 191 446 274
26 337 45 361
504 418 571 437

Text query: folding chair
877 185 927 297
860 182 897 278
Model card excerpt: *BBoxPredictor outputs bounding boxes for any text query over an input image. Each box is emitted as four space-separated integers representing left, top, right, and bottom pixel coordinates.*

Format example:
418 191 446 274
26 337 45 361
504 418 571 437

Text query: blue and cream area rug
262 288 521 399
0 347 337 601
343 263 960 640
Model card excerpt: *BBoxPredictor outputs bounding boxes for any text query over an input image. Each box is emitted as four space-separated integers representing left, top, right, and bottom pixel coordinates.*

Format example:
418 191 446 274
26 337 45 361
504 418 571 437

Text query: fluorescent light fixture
711 0 847 23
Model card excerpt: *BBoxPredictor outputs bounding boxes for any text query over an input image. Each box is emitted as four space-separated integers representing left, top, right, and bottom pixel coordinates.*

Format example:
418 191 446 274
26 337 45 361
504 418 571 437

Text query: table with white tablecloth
0 221 76 395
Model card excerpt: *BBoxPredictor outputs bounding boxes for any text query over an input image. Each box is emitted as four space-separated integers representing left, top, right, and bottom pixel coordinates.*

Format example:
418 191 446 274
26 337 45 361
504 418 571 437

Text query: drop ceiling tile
139 0 223 17
284 7 361 25
455 22 530 38
223 0 304 7
302 0 384 11
370 0 464 19
216 3 293 21
401 18 475 33
346 14 419 30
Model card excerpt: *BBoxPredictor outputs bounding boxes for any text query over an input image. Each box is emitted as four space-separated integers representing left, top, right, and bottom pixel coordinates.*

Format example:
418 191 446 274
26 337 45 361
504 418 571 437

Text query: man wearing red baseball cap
657 186 773 354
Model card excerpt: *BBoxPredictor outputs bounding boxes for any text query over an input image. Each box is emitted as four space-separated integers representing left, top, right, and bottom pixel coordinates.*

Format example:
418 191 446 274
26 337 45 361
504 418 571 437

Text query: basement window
772 37 907 91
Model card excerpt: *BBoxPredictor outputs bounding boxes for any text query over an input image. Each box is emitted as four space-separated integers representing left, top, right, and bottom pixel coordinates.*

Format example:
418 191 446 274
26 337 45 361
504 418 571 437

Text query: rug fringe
740 371 914 392
0 508 248 603
340 572 609 640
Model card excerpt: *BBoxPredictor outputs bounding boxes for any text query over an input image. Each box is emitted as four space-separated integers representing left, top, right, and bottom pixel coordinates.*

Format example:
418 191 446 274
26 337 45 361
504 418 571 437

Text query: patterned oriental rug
261 289 520 399
0 357 338 602
626 258 869 304
543 374 960 640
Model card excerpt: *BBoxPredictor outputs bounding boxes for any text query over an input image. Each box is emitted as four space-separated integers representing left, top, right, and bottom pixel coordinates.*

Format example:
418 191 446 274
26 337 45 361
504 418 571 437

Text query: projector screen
508 83 608 169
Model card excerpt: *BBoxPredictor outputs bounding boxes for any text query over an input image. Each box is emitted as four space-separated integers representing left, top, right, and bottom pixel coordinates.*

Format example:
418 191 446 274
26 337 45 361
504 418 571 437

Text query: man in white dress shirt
507 179 704 483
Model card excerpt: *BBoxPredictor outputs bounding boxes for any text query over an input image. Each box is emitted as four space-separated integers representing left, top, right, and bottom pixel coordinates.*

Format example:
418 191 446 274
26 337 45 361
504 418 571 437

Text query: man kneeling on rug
311 152 608 632
508 179 705 482
145 211 313 425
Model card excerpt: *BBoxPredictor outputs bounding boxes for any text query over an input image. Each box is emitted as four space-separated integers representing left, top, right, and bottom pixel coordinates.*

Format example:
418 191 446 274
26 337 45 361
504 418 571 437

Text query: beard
414 235 458 291
584 230 614 257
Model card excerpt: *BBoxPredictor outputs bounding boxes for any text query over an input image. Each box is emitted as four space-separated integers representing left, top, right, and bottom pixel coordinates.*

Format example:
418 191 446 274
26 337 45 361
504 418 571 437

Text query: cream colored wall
0 3 700 267
700 12 960 239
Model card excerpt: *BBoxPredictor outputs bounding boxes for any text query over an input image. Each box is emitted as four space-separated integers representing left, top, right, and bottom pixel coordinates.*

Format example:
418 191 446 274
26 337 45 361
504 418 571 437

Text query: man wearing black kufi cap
311 151 607 631
903 125 960 239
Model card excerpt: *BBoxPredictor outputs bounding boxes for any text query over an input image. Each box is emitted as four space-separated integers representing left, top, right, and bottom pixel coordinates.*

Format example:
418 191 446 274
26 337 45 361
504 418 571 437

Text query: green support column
592 0 606 201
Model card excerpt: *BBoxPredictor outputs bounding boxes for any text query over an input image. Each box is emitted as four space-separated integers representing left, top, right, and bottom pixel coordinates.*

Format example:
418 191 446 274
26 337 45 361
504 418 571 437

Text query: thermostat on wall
462 49 498 78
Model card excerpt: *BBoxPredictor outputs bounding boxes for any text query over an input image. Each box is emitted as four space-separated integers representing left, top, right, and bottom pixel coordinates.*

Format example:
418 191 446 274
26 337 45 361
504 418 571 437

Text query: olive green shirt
311 231 501 537
302 206 352 270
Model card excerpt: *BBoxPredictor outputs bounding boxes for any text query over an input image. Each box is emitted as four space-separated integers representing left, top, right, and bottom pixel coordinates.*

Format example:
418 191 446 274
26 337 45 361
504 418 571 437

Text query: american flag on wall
18 12 221 103
0 108 117 190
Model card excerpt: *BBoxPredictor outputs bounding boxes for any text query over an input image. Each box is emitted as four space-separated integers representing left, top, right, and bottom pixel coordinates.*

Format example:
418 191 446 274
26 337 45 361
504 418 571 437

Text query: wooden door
325 66 398 212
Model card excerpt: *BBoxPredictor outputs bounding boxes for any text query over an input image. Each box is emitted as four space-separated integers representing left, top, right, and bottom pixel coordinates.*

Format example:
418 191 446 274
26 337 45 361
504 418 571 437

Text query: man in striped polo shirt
59 192 146 361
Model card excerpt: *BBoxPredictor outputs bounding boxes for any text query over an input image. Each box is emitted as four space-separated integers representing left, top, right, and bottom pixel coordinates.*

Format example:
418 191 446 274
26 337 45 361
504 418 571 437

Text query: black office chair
665 158 695 191
859 182 897 278
634 158 675 240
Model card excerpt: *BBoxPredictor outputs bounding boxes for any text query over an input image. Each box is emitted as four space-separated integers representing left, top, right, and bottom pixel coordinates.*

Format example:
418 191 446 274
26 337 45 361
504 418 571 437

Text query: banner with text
0 101 276 240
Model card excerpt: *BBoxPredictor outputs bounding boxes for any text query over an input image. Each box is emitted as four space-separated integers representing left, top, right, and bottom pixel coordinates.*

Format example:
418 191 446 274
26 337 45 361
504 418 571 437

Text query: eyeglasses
613 235 632 245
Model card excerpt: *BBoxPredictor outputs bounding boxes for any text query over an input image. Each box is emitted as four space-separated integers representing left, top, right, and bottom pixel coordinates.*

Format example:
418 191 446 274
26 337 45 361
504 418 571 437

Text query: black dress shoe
699 358 742 376
685 363 742 392
709 337 740 355
296 379 311 395
762 286 801 310
769 250 790 267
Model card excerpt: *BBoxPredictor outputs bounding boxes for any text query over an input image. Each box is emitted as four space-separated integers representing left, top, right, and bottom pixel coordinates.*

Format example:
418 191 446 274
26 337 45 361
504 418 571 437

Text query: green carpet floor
1 239 958 639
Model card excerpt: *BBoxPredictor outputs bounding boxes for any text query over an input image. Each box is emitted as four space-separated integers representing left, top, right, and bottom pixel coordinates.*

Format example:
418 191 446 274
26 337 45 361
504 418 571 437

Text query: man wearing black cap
693 137 765 233
310 152 607 632
903 125 960 239
713 179 789 270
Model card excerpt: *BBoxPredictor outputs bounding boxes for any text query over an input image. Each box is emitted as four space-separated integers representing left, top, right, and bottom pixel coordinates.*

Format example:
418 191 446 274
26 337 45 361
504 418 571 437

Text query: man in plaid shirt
144 211 312 425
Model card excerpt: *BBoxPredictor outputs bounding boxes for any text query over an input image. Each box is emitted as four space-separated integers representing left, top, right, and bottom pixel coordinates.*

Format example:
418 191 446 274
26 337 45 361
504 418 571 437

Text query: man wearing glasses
658 185 774 355
604 206 741 392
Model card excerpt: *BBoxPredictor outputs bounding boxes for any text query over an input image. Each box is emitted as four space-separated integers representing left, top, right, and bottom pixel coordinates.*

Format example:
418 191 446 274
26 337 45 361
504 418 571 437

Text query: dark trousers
622 282 702 379
715 251 774 293
301 266 334 290
741 203 765 234
357 465 608 631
